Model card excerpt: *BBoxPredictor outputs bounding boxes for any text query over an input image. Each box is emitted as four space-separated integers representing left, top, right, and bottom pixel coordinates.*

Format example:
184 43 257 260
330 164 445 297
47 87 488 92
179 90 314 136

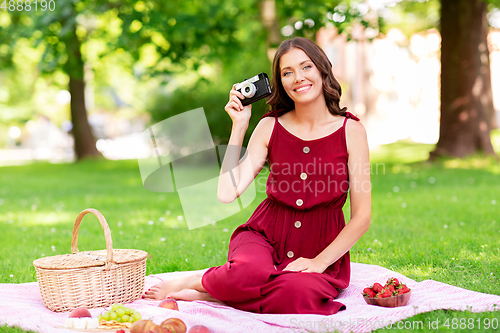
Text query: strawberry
372 283 384 293
378 288 393 298
385 284 395 292
399 284 410 294
387 277 400 287
362 287 376 298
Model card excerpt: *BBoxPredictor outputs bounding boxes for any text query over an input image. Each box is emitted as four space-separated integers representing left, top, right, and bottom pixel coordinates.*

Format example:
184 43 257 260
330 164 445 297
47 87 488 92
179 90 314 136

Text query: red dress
202 112 359 315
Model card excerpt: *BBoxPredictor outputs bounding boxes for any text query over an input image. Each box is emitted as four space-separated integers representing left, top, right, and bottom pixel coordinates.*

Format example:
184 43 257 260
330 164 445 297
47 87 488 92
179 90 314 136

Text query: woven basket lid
33 249 148 270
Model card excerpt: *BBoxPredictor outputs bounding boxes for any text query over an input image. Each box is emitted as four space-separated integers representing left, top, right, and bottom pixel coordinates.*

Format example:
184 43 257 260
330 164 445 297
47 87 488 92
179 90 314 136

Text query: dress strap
342 111 360 127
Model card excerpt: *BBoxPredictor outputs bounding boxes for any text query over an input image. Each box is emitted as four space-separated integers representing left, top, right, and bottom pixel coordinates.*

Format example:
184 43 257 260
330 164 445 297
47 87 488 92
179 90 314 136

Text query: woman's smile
294 84 312 93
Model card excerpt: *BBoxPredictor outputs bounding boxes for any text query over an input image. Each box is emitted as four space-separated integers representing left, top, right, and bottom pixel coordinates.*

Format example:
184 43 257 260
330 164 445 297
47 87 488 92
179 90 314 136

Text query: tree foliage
1 0 499 155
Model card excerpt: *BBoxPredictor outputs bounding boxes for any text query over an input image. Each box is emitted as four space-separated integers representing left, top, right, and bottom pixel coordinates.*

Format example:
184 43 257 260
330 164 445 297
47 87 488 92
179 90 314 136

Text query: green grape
122 315 129 322
102 312 110 321
111 304 119 311
133 313 142 322
116 308 125 317
97 315 103 321
128 316 135 323
109 311 117 320
124 307 131 314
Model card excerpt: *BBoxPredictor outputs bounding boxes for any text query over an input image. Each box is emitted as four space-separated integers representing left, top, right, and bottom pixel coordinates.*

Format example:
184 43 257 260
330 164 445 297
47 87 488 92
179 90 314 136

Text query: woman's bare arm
217 87 274 203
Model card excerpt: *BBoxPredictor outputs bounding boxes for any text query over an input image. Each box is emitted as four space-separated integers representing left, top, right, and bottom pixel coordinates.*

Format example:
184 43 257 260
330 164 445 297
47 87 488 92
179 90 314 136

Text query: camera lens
240 82 257 98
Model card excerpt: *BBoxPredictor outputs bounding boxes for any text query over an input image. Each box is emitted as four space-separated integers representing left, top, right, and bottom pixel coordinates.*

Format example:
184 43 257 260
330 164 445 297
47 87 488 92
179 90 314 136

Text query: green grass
1 137 499 332
0 327 36 333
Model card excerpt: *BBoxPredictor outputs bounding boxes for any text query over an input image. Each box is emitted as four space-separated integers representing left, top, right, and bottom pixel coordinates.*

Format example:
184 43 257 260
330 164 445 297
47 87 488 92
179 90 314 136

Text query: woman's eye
303 65 311 70
283 71 292 77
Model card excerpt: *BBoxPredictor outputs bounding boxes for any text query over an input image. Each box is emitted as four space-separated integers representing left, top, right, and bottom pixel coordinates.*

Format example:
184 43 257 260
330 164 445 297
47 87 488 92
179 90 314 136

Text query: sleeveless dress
202 112 359 315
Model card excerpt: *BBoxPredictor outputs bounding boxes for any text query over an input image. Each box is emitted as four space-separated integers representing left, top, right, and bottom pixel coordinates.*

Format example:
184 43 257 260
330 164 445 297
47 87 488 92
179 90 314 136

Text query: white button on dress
296 199 303 206
303 146 310 154
300 172 307 180
294 221 302 228
287 251 294 258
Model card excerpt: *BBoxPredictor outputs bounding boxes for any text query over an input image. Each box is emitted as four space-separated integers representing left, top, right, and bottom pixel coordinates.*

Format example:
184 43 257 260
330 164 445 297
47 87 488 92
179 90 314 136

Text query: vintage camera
235 72 272 106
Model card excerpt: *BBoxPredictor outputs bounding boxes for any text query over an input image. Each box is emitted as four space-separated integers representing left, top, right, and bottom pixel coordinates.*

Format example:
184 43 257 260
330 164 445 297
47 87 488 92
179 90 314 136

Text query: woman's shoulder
256 115 276 130
345 116 366 134
345 116 368 153
249 116 276 147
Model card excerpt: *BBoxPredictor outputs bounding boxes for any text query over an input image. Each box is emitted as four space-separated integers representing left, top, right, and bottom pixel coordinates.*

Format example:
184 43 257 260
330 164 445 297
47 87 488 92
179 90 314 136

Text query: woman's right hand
225 85 252 125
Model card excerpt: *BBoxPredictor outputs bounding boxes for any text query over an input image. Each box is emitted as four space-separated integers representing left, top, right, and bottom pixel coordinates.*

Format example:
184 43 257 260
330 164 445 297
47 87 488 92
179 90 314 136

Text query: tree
430 0 497 159
1 0 267 158
4 0 499 160
271 0 499 159
60 2 101 160
2 0 104 159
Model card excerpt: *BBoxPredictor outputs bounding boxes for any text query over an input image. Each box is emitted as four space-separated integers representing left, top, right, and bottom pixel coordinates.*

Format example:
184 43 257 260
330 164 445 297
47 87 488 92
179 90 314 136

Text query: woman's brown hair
266 37 347 116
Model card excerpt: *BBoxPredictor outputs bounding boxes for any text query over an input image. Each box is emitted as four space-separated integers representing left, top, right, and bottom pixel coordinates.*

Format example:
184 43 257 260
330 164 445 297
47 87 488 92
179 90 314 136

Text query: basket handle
71 208 113 264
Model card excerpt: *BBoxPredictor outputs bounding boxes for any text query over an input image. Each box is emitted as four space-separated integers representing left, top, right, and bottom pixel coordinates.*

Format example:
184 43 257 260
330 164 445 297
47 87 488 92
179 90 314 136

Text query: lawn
0 136 499 332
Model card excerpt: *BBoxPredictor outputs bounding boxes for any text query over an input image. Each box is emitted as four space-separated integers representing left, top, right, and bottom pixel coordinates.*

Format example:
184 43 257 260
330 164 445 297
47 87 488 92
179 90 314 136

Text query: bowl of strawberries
362 277 411 308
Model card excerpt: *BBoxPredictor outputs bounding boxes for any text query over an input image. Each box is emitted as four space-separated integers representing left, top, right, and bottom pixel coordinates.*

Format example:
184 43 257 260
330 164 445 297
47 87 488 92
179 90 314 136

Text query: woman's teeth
296 85 310 92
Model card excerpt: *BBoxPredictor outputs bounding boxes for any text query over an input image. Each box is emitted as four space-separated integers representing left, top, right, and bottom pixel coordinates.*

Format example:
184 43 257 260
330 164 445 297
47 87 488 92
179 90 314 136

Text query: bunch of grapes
97 303 142 323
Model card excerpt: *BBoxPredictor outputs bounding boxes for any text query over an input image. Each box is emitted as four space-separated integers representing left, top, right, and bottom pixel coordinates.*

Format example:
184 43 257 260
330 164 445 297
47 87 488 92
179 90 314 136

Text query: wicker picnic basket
33 208 148 312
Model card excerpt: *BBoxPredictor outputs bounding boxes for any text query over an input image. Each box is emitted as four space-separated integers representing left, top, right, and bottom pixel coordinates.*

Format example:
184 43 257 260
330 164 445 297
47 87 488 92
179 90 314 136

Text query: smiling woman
144 37 371 315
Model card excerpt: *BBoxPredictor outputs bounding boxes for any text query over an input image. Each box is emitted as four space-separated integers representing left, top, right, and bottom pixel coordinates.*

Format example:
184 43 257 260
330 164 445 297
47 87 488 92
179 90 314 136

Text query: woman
144 37 371 315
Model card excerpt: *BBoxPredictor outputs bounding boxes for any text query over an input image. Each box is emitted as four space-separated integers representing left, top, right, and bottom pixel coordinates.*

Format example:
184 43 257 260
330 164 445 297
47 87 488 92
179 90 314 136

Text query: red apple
188 325 211 333
160 318 186 333
130 319 158 333
158 298 179 311
157 327 173 333
68 307 92 318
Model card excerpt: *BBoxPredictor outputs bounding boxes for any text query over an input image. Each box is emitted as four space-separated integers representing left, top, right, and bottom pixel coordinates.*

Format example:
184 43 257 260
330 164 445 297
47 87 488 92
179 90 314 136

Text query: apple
68 307 92 318
158 327 174 333
160 318 186 333
158 298 179 311
188 325 211 333
130 319 158 333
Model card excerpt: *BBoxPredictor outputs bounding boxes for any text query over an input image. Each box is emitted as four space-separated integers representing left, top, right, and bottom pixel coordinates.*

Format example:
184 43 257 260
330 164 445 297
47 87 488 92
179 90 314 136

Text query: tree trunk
62 17 101 160
431 0 497 159
260 0 281 61
69 75 101 160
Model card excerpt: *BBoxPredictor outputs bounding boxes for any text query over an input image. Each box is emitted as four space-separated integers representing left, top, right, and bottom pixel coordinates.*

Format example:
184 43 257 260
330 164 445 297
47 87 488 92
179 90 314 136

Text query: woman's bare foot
168 289 221 302
143 273 202 300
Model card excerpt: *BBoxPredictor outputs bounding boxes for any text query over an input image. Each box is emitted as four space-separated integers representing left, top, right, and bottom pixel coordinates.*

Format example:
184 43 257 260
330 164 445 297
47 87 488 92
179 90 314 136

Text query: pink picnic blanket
1 263 499 333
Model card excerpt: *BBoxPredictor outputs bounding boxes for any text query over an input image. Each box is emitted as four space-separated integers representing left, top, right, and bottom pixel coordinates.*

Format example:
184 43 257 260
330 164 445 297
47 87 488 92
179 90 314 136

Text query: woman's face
279 47 323 106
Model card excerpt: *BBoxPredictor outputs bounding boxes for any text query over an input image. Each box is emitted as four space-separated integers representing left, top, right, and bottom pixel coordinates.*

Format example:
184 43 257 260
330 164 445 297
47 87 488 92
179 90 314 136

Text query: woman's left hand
283 257 327 274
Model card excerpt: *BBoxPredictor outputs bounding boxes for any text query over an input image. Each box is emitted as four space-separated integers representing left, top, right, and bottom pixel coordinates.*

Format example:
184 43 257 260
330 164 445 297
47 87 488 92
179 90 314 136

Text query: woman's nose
295 74 305 82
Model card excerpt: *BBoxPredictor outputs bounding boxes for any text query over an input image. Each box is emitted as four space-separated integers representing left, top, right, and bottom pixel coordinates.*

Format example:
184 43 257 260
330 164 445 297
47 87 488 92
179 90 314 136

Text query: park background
1 0 500 332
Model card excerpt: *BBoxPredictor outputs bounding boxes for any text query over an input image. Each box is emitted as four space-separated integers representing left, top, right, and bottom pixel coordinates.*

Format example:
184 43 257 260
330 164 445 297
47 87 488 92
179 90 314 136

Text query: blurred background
1 0 499 165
